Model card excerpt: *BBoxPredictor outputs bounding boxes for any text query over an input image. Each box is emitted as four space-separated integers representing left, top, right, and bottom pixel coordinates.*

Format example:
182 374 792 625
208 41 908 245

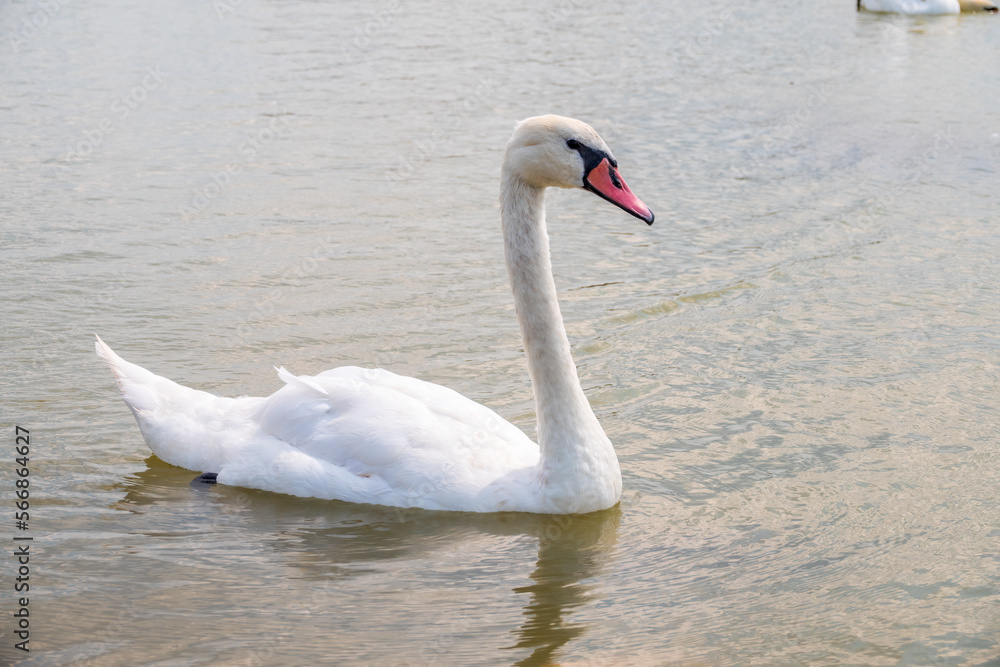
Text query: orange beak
583 158 654 225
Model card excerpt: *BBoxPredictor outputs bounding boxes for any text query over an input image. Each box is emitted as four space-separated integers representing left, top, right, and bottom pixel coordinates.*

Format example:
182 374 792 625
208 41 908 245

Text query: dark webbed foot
190 472 219 486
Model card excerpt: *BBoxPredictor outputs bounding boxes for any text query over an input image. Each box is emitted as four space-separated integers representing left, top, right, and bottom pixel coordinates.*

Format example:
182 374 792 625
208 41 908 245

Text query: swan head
504 115 654 225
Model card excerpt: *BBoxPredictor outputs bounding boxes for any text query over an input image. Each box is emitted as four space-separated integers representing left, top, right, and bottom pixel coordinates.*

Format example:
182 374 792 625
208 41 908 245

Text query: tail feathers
96 334 220 419
97 335 268 474
96 334 171 413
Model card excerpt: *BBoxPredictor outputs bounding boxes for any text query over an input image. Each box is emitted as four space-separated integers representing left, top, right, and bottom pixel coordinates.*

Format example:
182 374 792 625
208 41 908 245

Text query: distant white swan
97 115 655 514
858 0 997 13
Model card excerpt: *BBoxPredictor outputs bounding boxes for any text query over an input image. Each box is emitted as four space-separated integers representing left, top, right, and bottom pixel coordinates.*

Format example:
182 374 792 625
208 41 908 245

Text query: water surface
2 1 999 664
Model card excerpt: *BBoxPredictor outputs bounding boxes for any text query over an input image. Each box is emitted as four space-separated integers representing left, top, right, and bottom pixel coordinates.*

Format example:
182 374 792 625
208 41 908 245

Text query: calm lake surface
2 0 999 664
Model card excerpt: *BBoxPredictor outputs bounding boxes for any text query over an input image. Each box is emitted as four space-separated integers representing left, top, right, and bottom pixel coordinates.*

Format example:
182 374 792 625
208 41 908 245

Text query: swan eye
566 139 581 150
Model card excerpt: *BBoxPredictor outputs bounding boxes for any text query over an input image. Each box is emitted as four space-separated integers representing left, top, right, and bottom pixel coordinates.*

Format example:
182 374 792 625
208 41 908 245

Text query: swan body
98 115 654 514
858 0 997 13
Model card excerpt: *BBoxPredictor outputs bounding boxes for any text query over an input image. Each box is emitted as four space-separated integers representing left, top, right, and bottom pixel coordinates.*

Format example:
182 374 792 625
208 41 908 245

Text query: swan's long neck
500 169 621 508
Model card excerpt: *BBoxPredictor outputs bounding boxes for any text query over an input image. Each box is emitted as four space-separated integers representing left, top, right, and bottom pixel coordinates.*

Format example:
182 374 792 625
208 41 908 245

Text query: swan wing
98 336 540 510
236 366 540 508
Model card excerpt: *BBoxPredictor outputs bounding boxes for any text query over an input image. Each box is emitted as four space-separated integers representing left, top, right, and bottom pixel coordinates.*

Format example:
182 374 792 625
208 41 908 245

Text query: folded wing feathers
276 366 330 396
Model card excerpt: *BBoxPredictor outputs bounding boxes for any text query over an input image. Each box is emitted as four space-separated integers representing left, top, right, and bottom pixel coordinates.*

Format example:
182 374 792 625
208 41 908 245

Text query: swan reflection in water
503 509 620 666
113 457 623 665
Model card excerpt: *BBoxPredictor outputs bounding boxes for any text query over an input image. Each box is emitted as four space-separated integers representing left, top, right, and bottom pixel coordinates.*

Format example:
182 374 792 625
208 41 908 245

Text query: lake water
2 0 999 664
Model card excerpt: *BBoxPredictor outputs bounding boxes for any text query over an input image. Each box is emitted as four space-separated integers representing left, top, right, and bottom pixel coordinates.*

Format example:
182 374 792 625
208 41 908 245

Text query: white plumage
858 0 997 14
97 115 654 514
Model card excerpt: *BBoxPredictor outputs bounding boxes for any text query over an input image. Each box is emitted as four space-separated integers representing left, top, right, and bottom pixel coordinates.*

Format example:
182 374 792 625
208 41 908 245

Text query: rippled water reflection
2 0 999 664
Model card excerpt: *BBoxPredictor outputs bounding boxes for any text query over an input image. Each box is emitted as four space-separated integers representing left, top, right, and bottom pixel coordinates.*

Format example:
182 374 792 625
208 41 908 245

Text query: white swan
858 0 997 13
97 115 654 514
